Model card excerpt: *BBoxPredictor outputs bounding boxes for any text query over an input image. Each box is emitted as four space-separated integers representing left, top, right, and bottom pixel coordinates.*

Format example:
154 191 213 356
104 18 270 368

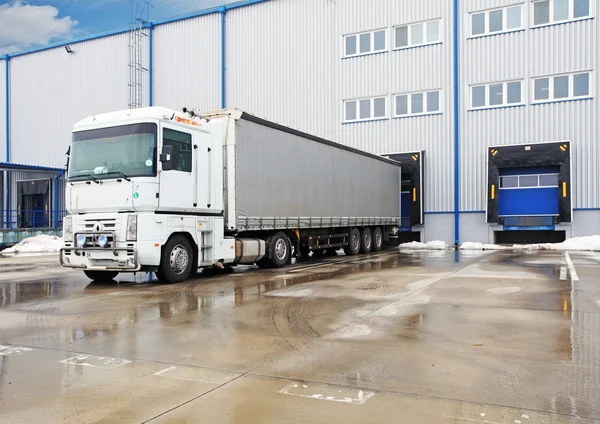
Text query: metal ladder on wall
128 0 151 109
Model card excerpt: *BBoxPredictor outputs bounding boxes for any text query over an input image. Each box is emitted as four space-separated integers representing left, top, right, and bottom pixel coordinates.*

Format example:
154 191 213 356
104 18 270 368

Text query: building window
344 97 387 122
532 71 592 103
470 5 522 37
344 29 386 58
500 173 559 189
163 128 192 172
394 90 442 117
532 0 590 27
470 81 524 109
394 19 442 49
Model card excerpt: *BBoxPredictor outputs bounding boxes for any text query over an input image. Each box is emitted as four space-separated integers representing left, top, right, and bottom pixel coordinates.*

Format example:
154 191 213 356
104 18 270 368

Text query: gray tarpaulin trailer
204 109 402 257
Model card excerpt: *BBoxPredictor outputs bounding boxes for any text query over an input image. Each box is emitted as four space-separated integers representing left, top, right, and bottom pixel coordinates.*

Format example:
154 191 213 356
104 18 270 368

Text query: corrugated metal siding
10 33 132 168
153 14 222 112
460 5 599 211
0 59 6 163
227 0 454 212
227 0 338 141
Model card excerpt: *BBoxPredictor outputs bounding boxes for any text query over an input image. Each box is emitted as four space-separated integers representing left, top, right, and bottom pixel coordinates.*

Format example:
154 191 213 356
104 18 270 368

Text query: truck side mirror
160 145 173 171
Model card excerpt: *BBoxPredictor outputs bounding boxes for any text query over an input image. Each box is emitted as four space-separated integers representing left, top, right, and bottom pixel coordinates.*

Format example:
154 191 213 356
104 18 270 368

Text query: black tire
84 270 119 282
156 235 194 284
268 232 291 268
360 227 372 254
372 227 383 252
343 227 361 256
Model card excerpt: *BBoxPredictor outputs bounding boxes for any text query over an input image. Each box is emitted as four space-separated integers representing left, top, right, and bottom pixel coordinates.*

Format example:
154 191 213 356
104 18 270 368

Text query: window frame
343 28 388 58
469 4 524 38
393 89 443 118
343 96 388 123
162 127 193 173
469 79 525 110
531 0 592 28
393 18 443 51
531 71 593 104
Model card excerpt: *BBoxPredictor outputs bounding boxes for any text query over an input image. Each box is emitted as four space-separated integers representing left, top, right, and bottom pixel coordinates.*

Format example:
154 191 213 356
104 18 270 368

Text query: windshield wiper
103 171 132 182
81 174 103 184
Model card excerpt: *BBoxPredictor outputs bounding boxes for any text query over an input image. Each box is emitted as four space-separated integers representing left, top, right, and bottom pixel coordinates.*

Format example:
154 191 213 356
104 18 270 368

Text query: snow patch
459 236 600 252
2 235 63 254
399 240 448 251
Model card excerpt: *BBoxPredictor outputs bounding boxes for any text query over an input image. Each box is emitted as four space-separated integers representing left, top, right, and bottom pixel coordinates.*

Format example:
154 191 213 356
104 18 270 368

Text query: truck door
158 125 195 213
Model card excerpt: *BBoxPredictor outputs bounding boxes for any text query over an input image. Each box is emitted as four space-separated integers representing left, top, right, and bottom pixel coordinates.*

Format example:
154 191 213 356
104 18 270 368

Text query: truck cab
61 107 234 283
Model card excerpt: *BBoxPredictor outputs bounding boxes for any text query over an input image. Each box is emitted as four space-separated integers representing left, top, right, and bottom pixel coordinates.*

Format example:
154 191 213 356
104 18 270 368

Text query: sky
0 0 237 55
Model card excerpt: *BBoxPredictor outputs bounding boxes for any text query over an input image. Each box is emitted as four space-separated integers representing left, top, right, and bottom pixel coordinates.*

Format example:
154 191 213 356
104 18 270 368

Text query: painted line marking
443 416 503 424
288 252 390 273
0 345 33 356
59 354 132 369
564 252 579 281
559 266 567 280
153 366 176 376
152 365 240 384
279 382 375 405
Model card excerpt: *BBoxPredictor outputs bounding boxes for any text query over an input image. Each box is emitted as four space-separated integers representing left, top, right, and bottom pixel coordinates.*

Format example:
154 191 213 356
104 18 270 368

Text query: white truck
60 107 401 283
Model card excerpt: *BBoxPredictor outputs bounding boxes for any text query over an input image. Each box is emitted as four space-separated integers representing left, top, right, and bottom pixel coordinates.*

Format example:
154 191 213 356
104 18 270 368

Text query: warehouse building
0 0 598 246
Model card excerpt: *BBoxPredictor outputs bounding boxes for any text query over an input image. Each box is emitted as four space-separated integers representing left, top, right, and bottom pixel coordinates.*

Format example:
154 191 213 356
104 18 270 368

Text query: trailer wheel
372 227 383 252
269 232 291 268
343 227 361 256
360 227 372 254
84 270 119 282
156 235 194 284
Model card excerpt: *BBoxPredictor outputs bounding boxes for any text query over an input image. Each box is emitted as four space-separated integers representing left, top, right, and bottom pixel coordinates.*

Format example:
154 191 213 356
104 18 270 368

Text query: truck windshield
68 123 157 181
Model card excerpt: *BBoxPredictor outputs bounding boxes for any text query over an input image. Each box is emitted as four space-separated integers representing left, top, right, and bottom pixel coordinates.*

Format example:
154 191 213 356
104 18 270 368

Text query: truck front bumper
59 246 140 271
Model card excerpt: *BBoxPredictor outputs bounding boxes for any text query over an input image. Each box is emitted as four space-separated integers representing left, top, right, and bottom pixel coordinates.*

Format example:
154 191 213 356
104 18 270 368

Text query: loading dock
382 151 424 243
487 141 571 243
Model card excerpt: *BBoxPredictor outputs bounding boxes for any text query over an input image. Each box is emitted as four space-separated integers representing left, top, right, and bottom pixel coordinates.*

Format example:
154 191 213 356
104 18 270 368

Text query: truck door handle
207 147 212 208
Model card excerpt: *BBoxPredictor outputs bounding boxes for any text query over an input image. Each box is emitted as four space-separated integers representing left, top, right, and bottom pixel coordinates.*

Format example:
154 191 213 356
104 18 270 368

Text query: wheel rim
170 244 189 275
275 238 288 261
375 231 382 248
364 232 372 249
352 232 360 251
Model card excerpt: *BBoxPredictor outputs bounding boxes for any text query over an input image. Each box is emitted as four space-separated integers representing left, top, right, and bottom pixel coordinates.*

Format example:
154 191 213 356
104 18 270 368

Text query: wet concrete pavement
0 249 599 423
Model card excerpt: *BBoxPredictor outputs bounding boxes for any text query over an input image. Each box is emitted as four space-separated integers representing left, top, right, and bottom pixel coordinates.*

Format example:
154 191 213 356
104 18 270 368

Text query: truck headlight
126 214 137 241
63 216 73 242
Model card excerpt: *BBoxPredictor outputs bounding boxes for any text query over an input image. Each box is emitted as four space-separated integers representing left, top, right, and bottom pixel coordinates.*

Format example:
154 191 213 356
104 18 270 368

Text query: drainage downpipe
3 55 10 229
219 6 226 109
452 0 460 248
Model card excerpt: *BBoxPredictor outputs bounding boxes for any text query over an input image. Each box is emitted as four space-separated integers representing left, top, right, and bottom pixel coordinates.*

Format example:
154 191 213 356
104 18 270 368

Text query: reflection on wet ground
0 249 599 423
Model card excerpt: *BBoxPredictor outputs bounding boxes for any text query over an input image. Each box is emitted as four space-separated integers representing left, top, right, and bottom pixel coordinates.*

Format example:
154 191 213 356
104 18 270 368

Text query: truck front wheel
84 270 119 282
157 235 194 284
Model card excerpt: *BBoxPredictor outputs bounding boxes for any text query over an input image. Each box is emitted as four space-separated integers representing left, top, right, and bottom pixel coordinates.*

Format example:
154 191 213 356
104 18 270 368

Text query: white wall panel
10 33 132 168
227 0 338 141
228 0 454 212
0 59 6 162
153 14 221 112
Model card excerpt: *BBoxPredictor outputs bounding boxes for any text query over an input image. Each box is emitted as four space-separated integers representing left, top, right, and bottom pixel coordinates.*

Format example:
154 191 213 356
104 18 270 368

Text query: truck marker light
155 244 160 247
491 185 495 200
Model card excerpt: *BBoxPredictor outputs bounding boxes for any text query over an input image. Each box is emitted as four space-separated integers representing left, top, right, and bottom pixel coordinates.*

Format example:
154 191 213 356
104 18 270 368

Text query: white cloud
0 1 78 54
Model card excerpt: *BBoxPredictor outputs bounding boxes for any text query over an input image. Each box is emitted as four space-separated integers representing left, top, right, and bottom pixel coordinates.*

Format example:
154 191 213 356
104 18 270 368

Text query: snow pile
459 242 508 251
399 240 449 250
459 235 600 252
2 235 64 254
550 235 600 251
